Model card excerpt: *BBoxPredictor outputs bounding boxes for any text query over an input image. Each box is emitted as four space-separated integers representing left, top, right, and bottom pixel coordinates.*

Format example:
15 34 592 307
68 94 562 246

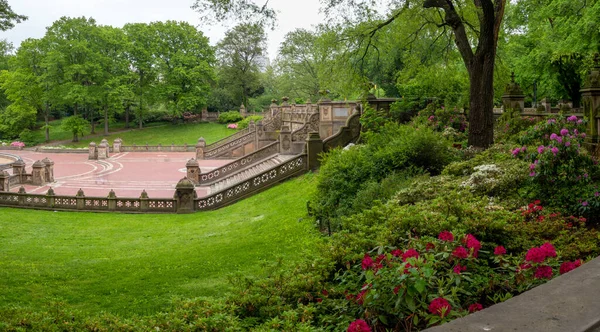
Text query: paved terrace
6 150 233 198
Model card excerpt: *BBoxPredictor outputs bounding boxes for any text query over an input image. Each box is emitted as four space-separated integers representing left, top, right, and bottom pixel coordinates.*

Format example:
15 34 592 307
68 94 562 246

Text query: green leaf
415 279 427 293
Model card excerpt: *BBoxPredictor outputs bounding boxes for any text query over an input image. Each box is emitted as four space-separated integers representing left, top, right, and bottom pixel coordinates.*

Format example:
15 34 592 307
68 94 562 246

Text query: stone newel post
88 142 98 160
196 137 206 160
186 159 201 184
76 188 85 210
279 126 292 155
42 157 54 183
306 132 323 171
581 55 600 144
502 72 525 112
32 160 46 186
0 171 10 191
174 178 197 214
12 159 25 183
98 139 109 159
113 139 122 153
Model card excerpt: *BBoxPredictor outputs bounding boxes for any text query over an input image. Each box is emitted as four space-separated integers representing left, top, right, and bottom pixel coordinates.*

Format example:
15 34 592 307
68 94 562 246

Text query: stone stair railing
196 141 280 185
204 127 251 151
202 129 257 159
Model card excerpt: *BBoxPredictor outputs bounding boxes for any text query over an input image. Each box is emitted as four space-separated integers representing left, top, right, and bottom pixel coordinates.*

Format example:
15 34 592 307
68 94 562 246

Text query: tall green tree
0 0 27 31
217 23 267 107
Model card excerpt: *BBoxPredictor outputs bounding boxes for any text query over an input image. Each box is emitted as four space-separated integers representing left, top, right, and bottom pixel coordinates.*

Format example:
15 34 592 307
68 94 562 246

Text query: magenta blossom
567 115 578 122
551 147 559 155
560 128 569 136
550 133 559 140
537 146 545 154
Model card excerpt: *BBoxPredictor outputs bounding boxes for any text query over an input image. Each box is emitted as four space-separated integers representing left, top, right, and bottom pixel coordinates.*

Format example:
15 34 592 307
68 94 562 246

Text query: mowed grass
31 121 233 148
0 175 319 317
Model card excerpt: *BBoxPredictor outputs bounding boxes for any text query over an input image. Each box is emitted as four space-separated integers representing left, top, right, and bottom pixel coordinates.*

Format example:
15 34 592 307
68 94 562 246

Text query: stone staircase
208 154 295 194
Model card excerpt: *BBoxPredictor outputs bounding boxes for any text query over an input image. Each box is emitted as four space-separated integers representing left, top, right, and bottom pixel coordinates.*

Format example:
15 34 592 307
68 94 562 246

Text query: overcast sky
2 0 327 59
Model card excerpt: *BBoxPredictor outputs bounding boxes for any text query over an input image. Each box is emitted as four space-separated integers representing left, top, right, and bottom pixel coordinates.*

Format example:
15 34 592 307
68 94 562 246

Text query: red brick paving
7 151 233 198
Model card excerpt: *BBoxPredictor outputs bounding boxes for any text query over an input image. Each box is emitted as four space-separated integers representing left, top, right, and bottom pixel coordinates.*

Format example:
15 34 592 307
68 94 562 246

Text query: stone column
196 138 206 160
502 72 525 112
88 142 98 160
140 190 149 212
113 139 122 153
17 186 26 205
42 157 54 183
581 55 600 144
0 171 10 191
540 98 551 113
12 159 25 183
46 188 55 208
174 178 197 214
279 126 293 155
107 189 117 211
248 120 256 132
32 160 46 186
98 139 109 159
76 188 85 210
306 132 323 171
255 120 264 148
186 159 200 184
270 99 278 117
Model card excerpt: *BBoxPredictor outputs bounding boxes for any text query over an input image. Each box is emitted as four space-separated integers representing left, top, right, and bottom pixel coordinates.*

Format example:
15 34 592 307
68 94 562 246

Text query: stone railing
205 127 251 151
323 111 362 152
291 113 320 142
120 144 195 153
198 141 280 185
0 190 177 213
196 154 307 211
203 130 256 159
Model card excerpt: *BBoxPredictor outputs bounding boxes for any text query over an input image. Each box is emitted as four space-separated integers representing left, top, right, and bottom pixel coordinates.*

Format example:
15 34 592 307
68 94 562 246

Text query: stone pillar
113 139 122 153
186 159 200 184
107 189 117 211
240 103 247 118
42 157 54 183
140 190 149 212
17 186 26 205
202 108 208 121
98 139 109 159
0 171 10 191
46 187 55 207
256 120 264 148
32 160 46 186
174 178 197 214
306 132 323 171
76 188 85 210
12 159 25 183
279 126 293 155
196 137 206 160
248 120 256 132
88 142 98 160
540 98 551 113
581 55 600 144
502 72 525 112
270 99 278 117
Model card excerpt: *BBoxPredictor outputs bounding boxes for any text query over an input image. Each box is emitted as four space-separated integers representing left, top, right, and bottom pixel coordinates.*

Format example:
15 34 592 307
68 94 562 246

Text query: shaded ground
6 150 232 198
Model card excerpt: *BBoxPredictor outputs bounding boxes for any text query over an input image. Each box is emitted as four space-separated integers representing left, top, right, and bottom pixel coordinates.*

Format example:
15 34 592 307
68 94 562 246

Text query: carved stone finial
46 187 55 196
108 189 116 198
76 188 85 197
140 190 149 199
18 186 26 194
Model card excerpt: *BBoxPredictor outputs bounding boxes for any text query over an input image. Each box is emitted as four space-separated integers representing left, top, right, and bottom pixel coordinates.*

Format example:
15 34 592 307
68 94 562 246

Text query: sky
2 0 327 60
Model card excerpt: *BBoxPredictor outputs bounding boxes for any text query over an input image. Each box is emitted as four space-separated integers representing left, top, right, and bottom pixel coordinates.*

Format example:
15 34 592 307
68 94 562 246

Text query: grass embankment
30 120 234 148
0 175 318 317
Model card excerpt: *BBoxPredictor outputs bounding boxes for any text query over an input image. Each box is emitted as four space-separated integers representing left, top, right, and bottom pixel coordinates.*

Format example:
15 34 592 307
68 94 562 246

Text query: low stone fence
120 144 195 153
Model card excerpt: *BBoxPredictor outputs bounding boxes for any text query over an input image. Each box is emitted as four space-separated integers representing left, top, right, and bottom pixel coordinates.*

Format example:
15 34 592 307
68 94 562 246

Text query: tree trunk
104 104 109 135
125 105 130 129
467 55 496 148
90 106 96 135
73 103 79 142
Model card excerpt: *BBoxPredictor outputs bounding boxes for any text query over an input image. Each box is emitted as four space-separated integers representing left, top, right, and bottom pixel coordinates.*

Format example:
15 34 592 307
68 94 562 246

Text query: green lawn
0 175 319 317
30 121 234 148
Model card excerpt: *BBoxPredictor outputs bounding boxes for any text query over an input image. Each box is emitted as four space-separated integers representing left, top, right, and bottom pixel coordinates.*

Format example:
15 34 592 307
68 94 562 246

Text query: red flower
402 248 419 261
393 286 400 295
356 290 368 305
518 263 532 271
463 234 481 257
347 319 372 332
428 297 452 318
438 231 454 242
452 246 469 259
453 264 467 274
316 298 322 303
403 262 414 274
534 200 541 205
534 265 553 279
321 289 329 297
494 246 507 255
559 260 582 275
468 303 483 313
540 242 557 258
391 249 403 257
361 254 373 270
525 247 546 263
426 242 435 251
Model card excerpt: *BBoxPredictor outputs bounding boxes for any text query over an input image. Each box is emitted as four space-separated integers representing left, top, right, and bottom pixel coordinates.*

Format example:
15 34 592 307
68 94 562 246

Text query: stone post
0 171 10 192
240 103 247 118
248 120 256 132
42 157 54 183
279 126 293 155
540 98 551 113
581 55 600 144
196 138 206 160
255 120 264 148
88 142 98 160
113 138 122 153
174 178 197 214
98 139 109 159
140 190 149 212
107 189 117 211
12 159 25 183
17 186 26 205
186 159 200 184
502 72 525 112
270 99 278 117
76 188 85 210
32 160 46 186
46 187 55 208
202 108 208 122
306 132 323 171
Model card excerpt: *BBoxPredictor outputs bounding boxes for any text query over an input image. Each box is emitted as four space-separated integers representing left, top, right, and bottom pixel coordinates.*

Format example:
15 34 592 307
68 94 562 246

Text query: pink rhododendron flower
402 249 419 261
525 247 547 263
540 242 556 258
452 246 469 259
438 231 454 242
468 303 484 313
537 145 545 154
428 298 452 318
361 254 373 270
567 115 578 122
391 249 402 257
559 260 582 275
534 265 553 279
453 264 467 274
347 319 371 332
550 133 558 140
426 242 435 251
464 234 481 257
494 246 506 255
560 128 569 136
551 147 559 155
565 141 571 147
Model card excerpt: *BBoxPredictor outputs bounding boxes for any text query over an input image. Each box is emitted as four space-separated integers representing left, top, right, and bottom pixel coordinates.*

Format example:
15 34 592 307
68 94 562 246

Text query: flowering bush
10 141 25 148
496 107 538 141
227 123 238 129
412 103 468 142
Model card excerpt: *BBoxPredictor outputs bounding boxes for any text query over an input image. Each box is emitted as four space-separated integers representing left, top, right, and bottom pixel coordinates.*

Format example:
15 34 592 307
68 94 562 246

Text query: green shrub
237 115 263 129
218 111 243 124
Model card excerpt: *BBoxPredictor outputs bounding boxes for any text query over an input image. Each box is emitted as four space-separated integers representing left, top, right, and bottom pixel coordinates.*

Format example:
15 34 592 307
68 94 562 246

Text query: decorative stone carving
174 177 197 214
42 157 54 182
88 142 98 160
113 138 122 153
196 137 206 160
32 160 46 186
186 159 200 184
502 72 525 111
581 54 600 144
